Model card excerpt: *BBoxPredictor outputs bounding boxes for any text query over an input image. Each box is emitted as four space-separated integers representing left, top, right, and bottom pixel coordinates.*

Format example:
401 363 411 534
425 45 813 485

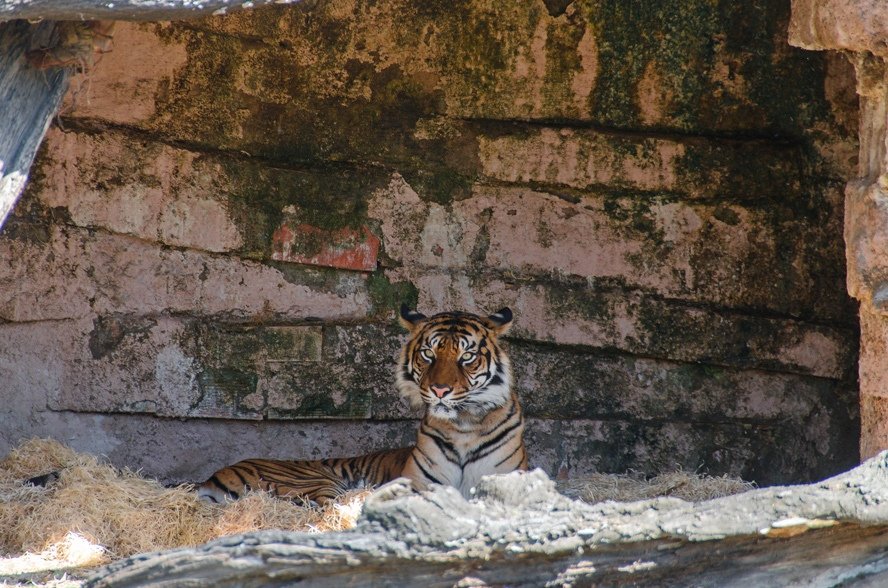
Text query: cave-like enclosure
0 0 863 494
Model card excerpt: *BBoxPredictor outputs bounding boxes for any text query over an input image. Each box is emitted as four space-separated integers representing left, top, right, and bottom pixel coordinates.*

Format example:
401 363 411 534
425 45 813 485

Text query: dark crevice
458 116 805 148
507 333 856 385
39 407 799 431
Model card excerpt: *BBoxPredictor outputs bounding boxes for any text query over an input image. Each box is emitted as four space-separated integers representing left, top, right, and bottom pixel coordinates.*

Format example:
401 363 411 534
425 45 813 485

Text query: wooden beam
0 20 68 230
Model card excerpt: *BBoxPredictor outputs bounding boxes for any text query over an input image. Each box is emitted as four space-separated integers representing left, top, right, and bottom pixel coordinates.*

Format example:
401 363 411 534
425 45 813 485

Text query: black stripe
261 462 331 481
480 404 515 437
420 425 459 462
230 466 252 488
465 419 522 465
414 443 437 464
410 453 443 485
209 475 238 498
494 444 522 468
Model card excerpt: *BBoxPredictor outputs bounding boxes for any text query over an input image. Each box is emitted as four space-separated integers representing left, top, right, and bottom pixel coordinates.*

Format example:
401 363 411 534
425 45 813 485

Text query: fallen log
88 453 888 587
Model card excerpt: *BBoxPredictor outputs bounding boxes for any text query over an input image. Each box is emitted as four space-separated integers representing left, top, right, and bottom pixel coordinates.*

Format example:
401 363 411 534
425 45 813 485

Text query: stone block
45 318 407 421
271 221 380 272
510 342 856 423
860 395 888 461
789 0 888 56
477 127 803 200
370 176 851 323
859 307 888 459
40 313 855 432
58 2 851 172
526 415 858 485
0 224 373 322
263 362 372 419
62 22 188 124
35 128 244 254
46 317 200 416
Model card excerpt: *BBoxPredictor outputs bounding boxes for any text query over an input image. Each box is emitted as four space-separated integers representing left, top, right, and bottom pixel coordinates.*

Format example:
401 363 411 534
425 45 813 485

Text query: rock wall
0 0 860 485
790 0 888 460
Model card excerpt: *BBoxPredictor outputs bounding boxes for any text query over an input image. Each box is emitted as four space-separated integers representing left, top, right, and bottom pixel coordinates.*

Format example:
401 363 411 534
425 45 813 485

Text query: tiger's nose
430 384 452 398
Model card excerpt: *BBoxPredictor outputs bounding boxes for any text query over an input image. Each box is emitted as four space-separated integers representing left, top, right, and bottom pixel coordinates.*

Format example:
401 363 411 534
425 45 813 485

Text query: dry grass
556 469 755 503
0 439 754 585
0 439 367 583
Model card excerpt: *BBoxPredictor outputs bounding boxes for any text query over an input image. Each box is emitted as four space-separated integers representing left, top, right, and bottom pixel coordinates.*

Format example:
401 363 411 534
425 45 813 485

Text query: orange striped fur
197 306 525 504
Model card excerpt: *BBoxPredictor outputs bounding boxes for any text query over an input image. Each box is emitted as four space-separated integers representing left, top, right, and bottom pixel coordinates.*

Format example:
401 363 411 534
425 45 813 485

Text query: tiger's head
395 304 513 421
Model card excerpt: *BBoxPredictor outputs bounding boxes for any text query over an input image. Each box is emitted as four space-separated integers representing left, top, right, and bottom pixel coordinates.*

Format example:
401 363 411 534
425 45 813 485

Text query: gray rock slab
88 453 888 587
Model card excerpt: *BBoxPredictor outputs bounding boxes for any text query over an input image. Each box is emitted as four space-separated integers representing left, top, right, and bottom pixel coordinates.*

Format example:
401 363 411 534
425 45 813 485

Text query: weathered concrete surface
0 0 860 486
87 458 888 587
370 177 851 322
30 125 853 322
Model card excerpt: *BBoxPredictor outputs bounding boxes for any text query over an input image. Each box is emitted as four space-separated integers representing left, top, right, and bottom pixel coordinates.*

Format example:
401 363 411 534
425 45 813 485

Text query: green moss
601 195 668 251
155 27 247 148
267 261 362 295
196 368 260 411
713 205 740 226
218 158 389 258
541 16 587 114
543 281 614 326
582 0 716 130
469 209 492 263
401 167 474 204
88 315 156 360
268 391 371 419
368 272 419 315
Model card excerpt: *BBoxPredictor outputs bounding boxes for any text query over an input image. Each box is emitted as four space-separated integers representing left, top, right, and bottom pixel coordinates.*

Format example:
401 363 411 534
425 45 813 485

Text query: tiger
196 305 526 505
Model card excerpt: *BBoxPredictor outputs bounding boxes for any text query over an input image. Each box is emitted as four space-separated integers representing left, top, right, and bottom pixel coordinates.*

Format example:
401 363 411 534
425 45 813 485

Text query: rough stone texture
790 0 888 56
88 457 888 587
790 0 888 458
0 0 861 486
271 222 380 271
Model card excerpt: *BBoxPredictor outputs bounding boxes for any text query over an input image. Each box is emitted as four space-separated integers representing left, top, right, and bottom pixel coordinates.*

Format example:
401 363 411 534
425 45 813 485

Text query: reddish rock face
0 1 861 485
272 223 380 272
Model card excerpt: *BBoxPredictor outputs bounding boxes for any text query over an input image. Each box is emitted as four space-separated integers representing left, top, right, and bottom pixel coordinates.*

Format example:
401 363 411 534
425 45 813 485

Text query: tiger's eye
420 349 434 362
461 352 475 362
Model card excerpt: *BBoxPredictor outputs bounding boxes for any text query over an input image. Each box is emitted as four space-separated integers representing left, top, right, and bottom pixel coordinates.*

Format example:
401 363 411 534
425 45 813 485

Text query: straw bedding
0 439 368 583
0 438 753 582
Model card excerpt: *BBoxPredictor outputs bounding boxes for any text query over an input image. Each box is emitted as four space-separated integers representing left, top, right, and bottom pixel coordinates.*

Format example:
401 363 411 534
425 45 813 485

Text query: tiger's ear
399 304 427 332
487 307 513 335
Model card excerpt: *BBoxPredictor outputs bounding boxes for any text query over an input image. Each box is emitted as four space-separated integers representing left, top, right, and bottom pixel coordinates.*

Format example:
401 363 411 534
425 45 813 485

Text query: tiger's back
197 446 412 505
197 305 525 504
